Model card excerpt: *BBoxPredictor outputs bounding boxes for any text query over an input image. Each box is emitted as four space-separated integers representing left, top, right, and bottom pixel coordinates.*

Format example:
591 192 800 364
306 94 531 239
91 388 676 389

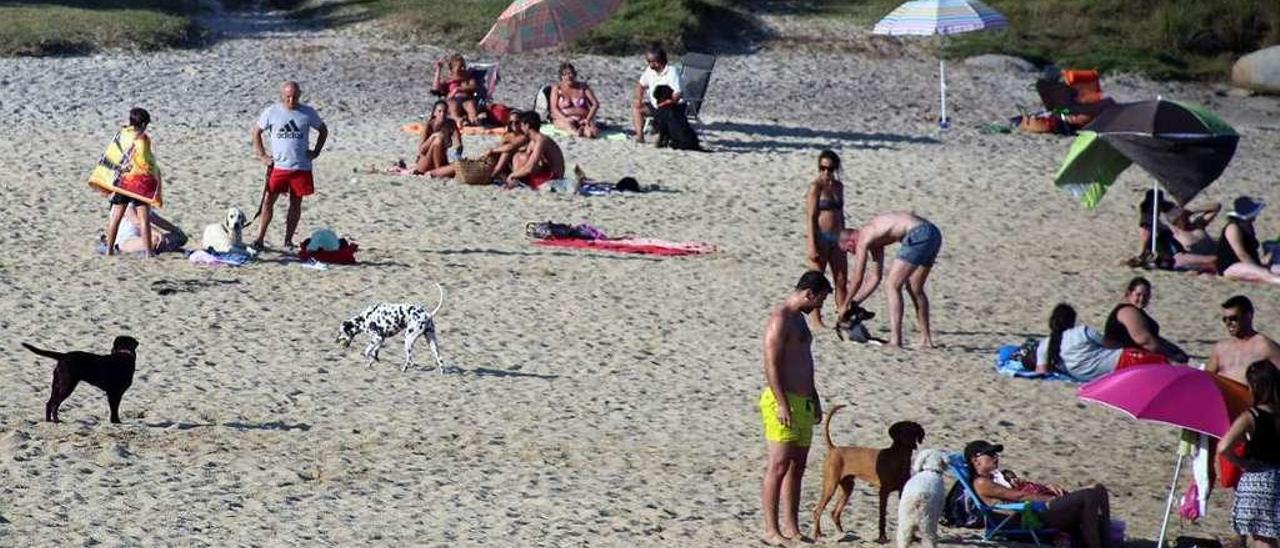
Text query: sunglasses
818 165 836 173
1222 315 1242 324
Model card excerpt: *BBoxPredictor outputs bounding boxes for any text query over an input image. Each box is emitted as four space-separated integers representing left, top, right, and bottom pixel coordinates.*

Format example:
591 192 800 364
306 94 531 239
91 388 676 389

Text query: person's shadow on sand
701 121 941 153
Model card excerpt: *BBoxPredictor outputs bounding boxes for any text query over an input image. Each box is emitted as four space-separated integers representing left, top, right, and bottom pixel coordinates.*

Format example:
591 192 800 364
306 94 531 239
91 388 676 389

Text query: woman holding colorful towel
104 108 163 257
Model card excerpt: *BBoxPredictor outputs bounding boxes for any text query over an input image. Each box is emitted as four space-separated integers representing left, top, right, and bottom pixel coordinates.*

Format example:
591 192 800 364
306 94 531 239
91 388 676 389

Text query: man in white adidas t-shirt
250 80 328 251
631 45 682 144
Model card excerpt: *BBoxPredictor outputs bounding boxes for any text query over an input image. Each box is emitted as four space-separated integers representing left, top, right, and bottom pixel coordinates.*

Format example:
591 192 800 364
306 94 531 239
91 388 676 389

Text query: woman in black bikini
804 150 847 327
1217 196 1280 286
549 63 600 138
1102 276 1188 364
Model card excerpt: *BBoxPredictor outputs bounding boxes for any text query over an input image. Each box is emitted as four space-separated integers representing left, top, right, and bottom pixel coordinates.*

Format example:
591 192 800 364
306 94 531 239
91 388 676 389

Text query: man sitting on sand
1208 295 1280 384
504 111 564 190
838 212 942 348
760 271 831 546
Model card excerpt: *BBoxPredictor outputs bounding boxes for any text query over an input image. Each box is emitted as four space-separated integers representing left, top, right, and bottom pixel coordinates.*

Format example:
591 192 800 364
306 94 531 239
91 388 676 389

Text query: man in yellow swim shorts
759 271 831 546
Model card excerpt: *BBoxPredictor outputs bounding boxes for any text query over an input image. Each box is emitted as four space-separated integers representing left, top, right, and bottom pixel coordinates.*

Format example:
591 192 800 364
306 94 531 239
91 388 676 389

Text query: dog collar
114 349 136 356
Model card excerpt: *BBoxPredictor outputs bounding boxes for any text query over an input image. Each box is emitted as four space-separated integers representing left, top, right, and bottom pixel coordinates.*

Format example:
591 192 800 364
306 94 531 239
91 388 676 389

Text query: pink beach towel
533 237 715 256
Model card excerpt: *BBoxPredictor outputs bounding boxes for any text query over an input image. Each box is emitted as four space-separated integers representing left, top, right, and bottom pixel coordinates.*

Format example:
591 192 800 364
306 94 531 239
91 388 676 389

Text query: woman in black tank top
1102 277 1187 363
1219 361 1280 543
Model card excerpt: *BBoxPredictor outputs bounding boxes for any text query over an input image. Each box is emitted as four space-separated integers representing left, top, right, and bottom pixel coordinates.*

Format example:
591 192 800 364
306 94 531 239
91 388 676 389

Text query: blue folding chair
946 453 1057 546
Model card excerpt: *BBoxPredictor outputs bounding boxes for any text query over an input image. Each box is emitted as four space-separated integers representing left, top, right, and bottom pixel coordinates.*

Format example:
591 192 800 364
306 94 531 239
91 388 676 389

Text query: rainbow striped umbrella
479 0 624 54
872 0 1009 128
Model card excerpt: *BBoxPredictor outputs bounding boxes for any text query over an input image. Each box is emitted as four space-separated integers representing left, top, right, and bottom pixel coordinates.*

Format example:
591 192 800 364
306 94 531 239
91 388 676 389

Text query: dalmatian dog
336 283 447 372
201 206 247 253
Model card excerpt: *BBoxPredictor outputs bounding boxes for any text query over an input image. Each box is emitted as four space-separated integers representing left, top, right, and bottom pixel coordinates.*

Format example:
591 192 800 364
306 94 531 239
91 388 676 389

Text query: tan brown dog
811 404 925 542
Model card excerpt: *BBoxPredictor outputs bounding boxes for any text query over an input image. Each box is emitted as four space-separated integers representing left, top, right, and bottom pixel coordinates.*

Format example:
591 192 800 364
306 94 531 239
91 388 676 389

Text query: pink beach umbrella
1076 363 1232 438
1077 363 1236 548
479 0 624 54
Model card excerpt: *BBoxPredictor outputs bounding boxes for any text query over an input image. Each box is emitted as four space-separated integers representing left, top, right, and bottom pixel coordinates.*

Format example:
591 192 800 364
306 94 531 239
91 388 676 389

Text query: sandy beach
0 5 1278 546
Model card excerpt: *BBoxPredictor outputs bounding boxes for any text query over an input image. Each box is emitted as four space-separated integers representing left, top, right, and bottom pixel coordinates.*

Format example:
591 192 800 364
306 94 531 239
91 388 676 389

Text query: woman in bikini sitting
804 150 846 327
414 100 462 175
549 62 600 138
433 54 480 126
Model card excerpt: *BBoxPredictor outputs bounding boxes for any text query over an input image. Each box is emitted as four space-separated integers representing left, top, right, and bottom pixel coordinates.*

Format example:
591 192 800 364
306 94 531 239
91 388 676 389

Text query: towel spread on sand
993 344 1080 382
534 237 715 256
188 250 252 267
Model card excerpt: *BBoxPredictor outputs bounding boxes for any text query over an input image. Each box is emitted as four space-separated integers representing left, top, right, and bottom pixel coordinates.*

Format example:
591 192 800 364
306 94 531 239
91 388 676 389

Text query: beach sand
0 6 1278 546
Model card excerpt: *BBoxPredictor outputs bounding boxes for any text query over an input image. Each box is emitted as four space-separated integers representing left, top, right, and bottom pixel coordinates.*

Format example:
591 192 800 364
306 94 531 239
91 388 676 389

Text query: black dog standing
23 335 139 423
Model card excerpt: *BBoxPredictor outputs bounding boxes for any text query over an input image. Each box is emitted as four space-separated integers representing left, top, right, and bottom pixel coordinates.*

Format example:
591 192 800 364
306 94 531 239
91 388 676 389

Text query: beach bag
1012 337 1040 370
488 103 513 126
526 221 576 240
454 157 495 186
1178 482 1200 521
941 481 983 529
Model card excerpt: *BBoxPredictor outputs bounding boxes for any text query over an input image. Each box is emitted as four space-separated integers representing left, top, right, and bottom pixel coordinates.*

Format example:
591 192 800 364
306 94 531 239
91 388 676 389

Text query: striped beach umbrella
872 0 1009 128
479 0 624 54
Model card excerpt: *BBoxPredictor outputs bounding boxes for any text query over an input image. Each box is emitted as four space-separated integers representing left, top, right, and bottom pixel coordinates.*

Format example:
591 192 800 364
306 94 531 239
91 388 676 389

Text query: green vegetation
2 0 1273 82
0 0 199 56
360 0 759 54
791 0 1278 80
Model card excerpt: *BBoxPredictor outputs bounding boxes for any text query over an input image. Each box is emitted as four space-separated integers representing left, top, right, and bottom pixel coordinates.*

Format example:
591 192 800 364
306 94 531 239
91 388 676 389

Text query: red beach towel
533 237 715 256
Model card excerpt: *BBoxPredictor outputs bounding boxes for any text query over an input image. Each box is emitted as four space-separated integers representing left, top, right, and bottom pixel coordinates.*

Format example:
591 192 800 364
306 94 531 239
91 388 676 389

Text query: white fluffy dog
201 206 247 253
896 448 950 548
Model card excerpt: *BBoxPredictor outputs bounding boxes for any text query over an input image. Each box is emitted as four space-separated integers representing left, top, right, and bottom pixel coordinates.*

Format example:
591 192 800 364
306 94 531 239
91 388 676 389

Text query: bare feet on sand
761 532 790 546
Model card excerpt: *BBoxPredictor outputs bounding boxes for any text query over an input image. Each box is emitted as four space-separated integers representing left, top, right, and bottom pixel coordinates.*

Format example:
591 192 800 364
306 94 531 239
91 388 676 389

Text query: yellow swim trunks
759 389 817 446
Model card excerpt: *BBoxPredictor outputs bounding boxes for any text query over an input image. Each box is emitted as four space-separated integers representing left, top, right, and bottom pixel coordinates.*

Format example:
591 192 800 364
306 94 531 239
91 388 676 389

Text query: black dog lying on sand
23 336 139 423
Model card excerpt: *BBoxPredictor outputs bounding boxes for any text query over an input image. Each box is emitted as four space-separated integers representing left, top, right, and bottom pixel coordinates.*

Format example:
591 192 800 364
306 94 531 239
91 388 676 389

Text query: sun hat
963 440 1004 463
305 228 341 252
1227 196 1265 220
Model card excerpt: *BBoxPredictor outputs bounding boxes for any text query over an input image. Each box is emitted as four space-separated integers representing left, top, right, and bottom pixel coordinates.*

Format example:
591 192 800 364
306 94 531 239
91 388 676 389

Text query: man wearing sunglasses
1207 295 1280 385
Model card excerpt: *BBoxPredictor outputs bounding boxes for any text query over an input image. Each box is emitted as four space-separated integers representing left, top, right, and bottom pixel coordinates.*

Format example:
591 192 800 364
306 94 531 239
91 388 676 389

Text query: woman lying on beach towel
98 203 187 255
1031 304 1120 381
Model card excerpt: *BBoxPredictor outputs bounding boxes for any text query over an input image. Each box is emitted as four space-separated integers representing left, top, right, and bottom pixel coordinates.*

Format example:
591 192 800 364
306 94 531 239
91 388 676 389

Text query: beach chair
677 52 716 122
1034 70 1115 119
946 453 1057 546
432 61 501 113
534 84 553 118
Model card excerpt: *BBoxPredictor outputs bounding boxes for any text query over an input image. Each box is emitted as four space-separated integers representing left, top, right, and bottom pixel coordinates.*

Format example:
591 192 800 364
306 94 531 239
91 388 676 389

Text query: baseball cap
1227 196 1265 220
964 440 1004 462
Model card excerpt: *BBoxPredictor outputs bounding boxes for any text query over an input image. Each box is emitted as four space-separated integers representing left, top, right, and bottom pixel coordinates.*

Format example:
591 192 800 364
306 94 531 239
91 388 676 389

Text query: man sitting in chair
631 44 681 144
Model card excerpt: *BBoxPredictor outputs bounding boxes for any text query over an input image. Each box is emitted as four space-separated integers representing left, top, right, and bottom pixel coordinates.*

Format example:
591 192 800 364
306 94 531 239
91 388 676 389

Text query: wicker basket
454 157 495 186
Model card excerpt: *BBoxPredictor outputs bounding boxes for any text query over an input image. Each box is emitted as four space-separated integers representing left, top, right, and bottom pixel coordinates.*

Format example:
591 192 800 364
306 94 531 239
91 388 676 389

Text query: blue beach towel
993 344 1080 382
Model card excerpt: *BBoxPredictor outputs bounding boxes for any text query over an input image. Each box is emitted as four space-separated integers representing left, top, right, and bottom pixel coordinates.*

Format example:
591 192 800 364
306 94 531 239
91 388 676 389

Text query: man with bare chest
1208 295 1280 384
760 271 832 545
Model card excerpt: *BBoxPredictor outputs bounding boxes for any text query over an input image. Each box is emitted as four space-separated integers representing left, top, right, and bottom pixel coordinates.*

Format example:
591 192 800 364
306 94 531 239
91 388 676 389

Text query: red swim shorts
268 168 315 197
522 167 556 190
1115 347 1168 370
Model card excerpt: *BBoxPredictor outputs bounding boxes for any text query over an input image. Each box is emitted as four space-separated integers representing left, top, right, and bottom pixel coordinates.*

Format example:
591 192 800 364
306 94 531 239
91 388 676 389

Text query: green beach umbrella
1053 98 1239 255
